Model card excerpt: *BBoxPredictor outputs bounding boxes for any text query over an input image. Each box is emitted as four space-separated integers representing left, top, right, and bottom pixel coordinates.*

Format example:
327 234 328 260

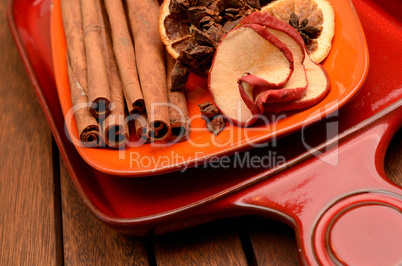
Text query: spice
198 102 219 119
67 57 103 147
289 12 322 46
166 0 261 91
127 0 171 141
207 115 225 136
62 0 103 147
166 54 191 142
81 0 111 118
61 0 88 96
101 5 129 148
198 102 225 136
104 0 145 115
134 113 151 143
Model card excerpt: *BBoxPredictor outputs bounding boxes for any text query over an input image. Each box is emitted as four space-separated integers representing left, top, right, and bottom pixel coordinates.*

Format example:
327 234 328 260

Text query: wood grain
59 158 150 265
153 218 248 265
246 218 299 265
385 129 402 187
0 0 59 264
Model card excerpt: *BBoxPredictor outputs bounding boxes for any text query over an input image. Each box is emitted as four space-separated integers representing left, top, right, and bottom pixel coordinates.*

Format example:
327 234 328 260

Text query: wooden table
1 0 401 264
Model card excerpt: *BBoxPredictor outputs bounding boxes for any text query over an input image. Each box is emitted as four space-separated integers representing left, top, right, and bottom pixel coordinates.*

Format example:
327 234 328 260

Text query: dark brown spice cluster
168 0 263 91
289 12 321 46
198 102 225 136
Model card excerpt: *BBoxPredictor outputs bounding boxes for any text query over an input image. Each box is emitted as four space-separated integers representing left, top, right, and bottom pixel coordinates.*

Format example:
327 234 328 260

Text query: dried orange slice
159 0 192 59
261 0 335 63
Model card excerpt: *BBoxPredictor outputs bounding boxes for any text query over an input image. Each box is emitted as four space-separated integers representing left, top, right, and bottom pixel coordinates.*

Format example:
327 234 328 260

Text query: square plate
51 0 368 177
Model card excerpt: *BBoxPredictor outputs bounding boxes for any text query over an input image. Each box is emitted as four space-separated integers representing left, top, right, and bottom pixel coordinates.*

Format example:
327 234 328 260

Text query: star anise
289 12 321 45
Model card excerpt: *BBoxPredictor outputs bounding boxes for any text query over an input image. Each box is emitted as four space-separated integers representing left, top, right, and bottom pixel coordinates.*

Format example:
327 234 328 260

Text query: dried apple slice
263 53 330 112
240 12 309 113
209 24 294 126
240 12 330 113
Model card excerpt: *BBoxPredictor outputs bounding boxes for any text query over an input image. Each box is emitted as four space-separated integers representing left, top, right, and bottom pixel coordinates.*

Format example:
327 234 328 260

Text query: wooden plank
59 159 150 265
385 130 402 187
153 218 248 265
0 1 59 263
246 218 299 265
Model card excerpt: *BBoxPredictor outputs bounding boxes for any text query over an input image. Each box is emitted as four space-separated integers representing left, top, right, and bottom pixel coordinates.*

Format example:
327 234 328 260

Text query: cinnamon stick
104 0 145 115
67 57 103 148
101 6 129 148
81 0 111 118
61 0 87 95
134 113 151 144
62 0 102 147
166 54 191 142
127 0 170 141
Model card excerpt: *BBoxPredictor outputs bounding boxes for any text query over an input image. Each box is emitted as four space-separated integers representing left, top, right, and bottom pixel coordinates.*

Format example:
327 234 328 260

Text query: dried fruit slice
263 53 330 112
159 0 193 59
209 24 294 126
239 12 308 113
240 11 330 113
261 0 335 63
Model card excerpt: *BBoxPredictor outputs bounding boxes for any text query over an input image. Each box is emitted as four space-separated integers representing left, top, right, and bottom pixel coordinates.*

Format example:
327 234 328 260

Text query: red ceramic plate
51 0 368 177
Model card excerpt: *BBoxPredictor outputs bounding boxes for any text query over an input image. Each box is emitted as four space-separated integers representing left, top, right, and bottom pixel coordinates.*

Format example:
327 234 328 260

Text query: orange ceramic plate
51 0 368 177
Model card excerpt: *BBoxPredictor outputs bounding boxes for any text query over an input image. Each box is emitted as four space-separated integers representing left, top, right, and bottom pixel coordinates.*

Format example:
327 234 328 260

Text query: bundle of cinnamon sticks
61 0 191 148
